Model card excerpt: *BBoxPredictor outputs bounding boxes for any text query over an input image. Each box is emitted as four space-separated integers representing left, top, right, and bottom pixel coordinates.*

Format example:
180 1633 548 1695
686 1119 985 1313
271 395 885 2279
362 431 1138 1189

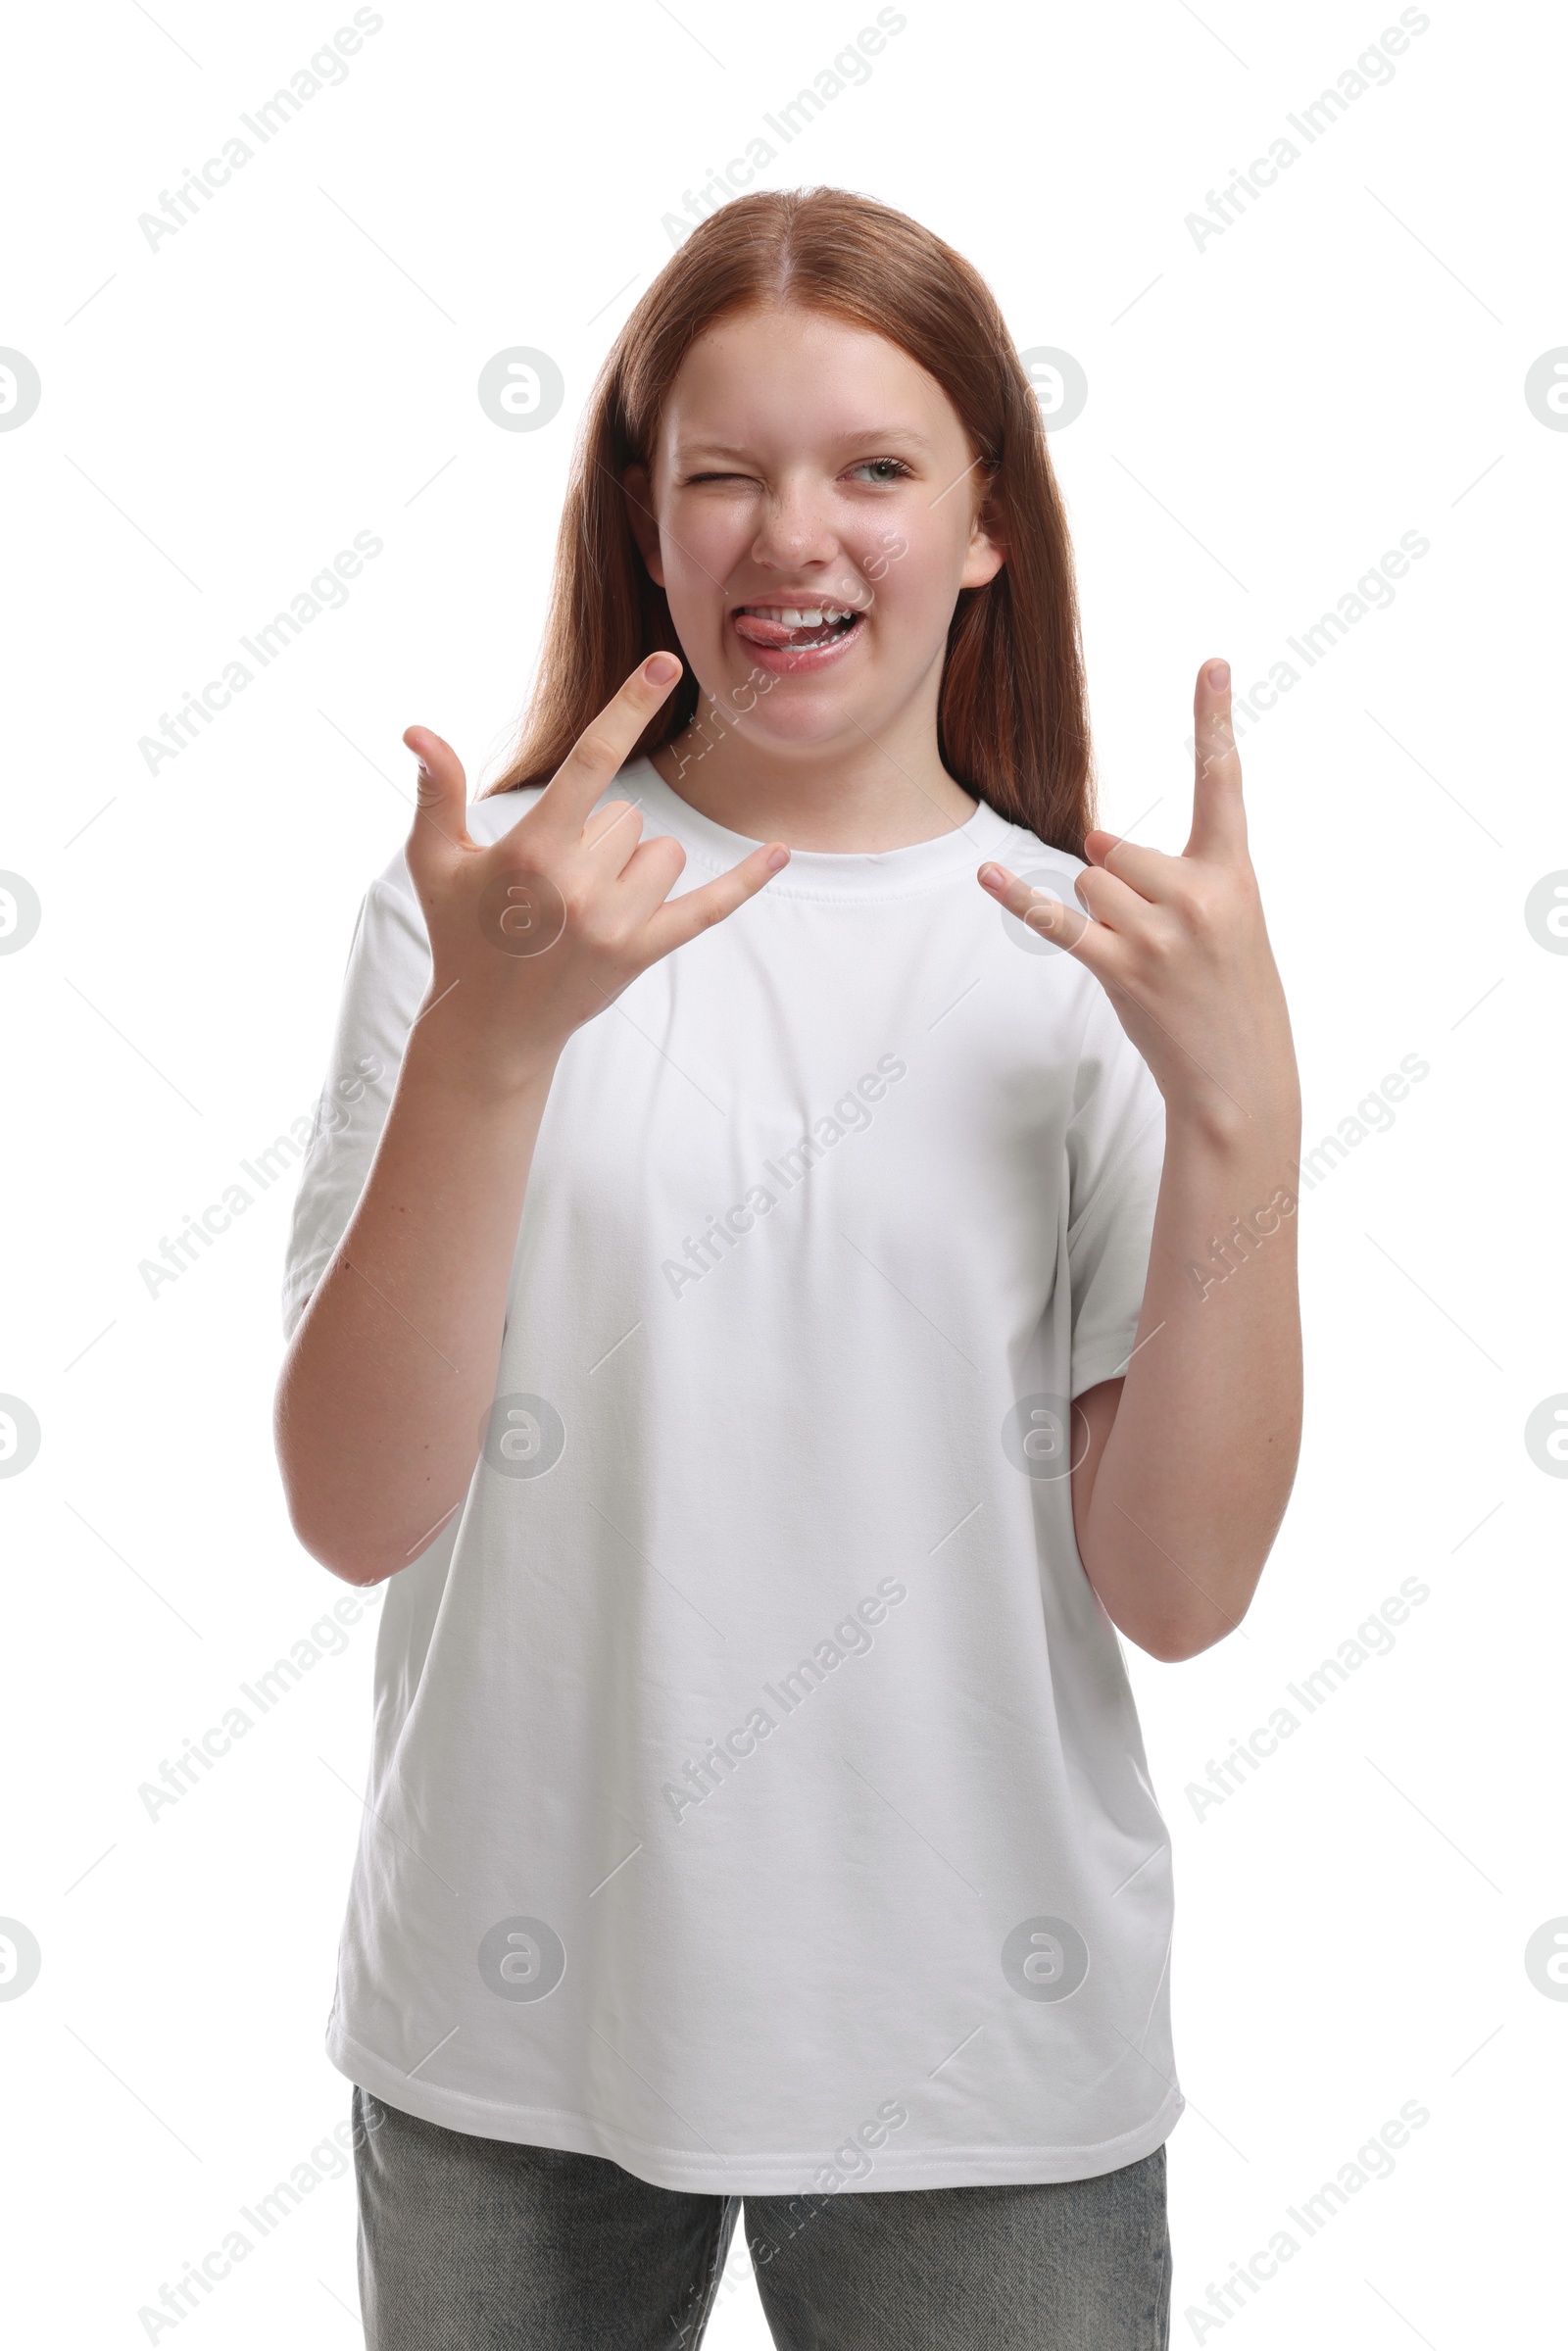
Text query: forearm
1076 1098 1303 1659
274 1025 558 1585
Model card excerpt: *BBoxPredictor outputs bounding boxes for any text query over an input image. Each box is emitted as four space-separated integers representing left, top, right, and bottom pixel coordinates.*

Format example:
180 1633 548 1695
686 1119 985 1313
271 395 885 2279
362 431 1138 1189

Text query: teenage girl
276 186 1301 2351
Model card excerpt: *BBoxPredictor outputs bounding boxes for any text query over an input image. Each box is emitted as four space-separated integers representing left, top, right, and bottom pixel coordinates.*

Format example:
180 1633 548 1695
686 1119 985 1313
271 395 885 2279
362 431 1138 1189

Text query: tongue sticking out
732 611 858 651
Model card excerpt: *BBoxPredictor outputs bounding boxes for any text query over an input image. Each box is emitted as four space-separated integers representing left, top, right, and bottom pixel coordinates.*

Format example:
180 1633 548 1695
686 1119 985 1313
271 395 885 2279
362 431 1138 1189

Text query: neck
648 684 979 854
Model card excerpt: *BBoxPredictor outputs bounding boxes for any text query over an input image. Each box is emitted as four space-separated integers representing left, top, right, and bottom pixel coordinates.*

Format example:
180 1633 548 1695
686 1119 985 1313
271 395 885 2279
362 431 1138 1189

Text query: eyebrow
674 425 936 462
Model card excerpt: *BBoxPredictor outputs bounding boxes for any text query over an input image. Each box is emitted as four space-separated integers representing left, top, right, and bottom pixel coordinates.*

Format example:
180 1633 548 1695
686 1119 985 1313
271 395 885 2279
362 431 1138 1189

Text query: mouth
730 600 865 671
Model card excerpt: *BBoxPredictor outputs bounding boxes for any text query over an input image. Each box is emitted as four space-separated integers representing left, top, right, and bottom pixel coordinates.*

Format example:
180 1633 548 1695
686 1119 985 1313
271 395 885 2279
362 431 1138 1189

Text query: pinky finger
977 860 1096 953
642 841 790 956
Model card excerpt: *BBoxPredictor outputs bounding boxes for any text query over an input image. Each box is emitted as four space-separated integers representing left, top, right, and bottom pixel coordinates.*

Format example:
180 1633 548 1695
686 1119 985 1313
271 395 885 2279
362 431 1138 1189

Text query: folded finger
582 798 647 875
1082 830 1183 904
1072 858 1162 932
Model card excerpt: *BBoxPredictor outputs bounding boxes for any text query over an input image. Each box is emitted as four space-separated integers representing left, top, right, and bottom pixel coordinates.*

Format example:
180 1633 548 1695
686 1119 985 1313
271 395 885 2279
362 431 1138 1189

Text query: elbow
280 1487 400 1589
276 1448 443 1586
273 1375 403 1588
274 1438 401 1588
1137 1622 1226 1664
1088 1542 1268 1662
319 1546 399 1592
1132 1598 1254 1663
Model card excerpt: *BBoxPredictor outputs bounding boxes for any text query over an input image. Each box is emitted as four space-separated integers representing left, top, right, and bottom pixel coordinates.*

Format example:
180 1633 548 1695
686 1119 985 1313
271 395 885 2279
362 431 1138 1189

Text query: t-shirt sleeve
280 863 431 1343
1063 990 1167 1397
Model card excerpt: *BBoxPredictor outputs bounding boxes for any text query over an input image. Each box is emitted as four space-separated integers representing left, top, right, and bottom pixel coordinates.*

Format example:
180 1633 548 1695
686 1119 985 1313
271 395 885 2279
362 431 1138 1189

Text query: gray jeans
351 2085 1171 2349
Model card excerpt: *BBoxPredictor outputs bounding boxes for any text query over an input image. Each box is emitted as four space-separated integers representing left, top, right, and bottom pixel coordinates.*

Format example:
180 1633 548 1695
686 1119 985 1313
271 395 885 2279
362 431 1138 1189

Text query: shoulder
975 802 1087 891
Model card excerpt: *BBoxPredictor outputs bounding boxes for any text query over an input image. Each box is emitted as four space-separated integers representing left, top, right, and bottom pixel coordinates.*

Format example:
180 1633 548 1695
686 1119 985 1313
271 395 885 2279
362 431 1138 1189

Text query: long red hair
483 187 1095 855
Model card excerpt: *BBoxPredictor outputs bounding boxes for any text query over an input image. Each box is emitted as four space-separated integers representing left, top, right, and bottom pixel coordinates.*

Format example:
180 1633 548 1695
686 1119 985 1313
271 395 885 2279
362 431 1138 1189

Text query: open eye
847 458 914 485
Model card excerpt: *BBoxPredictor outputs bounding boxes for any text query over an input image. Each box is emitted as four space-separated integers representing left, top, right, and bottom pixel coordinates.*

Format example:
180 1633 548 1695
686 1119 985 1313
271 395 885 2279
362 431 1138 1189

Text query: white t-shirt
282 757 1180 2196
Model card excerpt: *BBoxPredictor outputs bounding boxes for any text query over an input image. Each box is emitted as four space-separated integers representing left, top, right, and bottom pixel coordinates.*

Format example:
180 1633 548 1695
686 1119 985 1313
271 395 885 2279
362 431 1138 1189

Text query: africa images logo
477 1917 566 2002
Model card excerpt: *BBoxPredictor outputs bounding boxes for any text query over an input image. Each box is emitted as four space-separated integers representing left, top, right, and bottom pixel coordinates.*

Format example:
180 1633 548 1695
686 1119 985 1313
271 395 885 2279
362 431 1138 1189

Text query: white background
2 0 1565 2342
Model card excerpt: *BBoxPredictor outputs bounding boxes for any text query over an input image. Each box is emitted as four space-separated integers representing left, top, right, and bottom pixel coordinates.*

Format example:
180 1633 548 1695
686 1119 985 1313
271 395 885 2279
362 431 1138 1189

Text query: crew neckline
619 759 1017 902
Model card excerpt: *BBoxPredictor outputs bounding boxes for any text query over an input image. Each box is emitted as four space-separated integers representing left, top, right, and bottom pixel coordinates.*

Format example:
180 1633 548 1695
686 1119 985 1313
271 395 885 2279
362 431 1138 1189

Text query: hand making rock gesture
979 660 1297 1141
403 652 788 1088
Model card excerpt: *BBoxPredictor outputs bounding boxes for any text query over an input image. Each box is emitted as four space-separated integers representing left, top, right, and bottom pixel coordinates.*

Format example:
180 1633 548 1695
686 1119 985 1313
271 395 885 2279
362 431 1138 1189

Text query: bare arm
274 654 787 1586
1068 1088 1301 1659
274 1034 558 1585
989 658 1303 1661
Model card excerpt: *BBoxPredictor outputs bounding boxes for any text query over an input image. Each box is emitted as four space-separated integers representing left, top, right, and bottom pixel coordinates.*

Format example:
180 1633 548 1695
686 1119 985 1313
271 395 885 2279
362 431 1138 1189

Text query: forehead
656 306 962 457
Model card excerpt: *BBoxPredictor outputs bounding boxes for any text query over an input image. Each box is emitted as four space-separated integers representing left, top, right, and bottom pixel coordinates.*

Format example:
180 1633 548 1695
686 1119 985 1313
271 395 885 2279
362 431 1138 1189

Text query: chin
730 692 872 755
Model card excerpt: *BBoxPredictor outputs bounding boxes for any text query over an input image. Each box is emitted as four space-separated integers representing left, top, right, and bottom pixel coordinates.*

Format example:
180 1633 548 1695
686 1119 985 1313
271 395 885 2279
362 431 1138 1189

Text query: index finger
530 653 684 843
1188 658 1248 860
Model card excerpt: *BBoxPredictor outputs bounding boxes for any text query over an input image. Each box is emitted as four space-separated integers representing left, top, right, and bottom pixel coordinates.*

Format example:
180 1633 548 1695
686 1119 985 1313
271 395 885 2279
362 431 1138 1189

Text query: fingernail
765 845 789 872
644 652 680 685
978 863 1003 889
1206 659 1230 692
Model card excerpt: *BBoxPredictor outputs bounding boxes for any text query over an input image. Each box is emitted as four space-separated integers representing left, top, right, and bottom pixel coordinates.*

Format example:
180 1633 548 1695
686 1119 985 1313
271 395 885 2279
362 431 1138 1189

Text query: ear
959 484 1005 592
622 464 665 589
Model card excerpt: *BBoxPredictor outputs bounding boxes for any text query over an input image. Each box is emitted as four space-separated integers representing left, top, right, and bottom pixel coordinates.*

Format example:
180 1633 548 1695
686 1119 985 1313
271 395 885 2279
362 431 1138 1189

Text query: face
624 306 1004 760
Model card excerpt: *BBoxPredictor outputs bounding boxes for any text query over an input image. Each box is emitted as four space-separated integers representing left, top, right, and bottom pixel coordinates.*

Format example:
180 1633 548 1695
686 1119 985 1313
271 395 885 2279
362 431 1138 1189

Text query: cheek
854 518 966 625
662 502 750 599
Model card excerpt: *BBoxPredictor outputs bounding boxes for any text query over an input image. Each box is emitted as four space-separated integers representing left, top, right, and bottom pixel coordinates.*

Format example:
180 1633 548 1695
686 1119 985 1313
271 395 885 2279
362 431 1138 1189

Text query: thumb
402 725 471 874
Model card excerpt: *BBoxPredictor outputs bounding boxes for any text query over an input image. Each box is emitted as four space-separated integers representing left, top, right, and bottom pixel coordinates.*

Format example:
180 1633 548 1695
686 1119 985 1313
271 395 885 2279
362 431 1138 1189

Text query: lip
728 608 866 676
730 589 862 612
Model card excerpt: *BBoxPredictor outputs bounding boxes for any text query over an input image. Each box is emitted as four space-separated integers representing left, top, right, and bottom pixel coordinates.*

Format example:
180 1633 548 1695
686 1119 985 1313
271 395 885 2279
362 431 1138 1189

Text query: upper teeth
749 605 851 627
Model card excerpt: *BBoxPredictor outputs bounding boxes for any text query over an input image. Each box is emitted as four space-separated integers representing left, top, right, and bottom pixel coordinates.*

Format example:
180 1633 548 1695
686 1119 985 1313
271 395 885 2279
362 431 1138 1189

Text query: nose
749 471 841 574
